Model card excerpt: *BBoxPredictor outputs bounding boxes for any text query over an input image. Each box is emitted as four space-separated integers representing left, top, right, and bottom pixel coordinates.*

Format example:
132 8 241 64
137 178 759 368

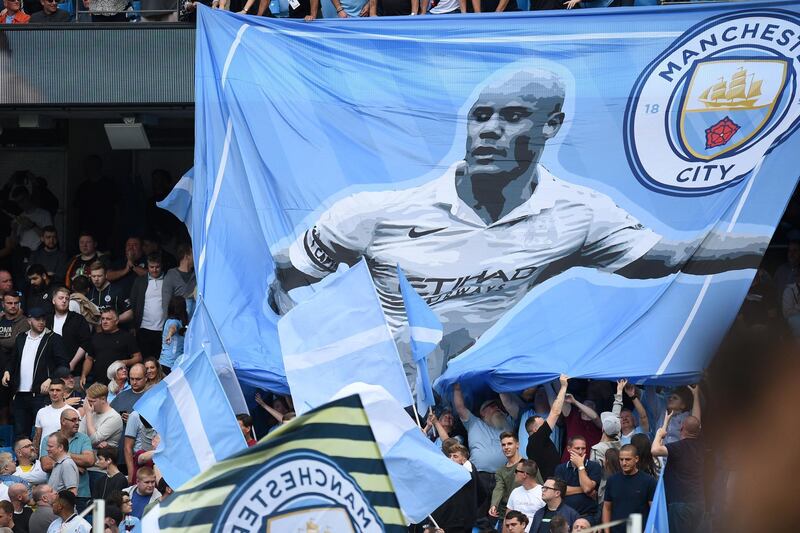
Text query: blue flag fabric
278 260 413 414
645 472 669 533
134 350 247 489
185 297 249 415
190 2 800 395
156 168 193 232
398 266 443 415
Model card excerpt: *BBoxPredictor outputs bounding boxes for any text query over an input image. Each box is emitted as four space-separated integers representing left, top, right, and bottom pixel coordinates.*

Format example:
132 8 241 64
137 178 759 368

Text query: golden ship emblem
297 519 333 533
697 67 764 110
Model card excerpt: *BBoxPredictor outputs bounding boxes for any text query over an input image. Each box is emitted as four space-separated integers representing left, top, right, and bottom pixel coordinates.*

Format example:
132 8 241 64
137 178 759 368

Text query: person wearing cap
46 489 91 533
47 287 92 378
590 379 624 468
1 306 68 440
453 383 514 518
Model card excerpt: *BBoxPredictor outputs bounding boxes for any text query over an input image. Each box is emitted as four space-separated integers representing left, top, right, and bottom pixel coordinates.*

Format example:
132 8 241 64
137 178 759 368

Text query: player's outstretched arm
616 232 768 279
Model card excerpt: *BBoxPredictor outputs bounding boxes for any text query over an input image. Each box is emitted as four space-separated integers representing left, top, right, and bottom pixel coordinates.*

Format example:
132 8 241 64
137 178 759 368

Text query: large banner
191 2 800 394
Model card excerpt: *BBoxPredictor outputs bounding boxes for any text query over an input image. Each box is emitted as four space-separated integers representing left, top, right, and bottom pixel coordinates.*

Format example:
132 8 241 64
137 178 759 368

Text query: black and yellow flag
148 394 408 532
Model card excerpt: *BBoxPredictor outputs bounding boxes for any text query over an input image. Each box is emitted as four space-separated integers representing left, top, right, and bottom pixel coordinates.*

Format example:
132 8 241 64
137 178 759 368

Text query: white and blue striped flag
134 349 247 489
333 382 470 524
186 297 249 415
278 259 413 415
397 266 442 415
156 168 193 231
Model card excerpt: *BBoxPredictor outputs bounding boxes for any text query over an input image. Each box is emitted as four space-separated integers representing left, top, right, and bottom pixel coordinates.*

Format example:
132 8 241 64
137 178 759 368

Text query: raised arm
499 392 523 420
569 396 600 428
547 375 569 430
651 411 672 457
612 379 625 417
452 383 471 422
255 392 284 424
625 382 650 433
688 384 701 422
617 233 768 279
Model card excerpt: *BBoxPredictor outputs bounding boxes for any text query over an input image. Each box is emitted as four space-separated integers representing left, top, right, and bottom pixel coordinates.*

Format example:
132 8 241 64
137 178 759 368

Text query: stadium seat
0 425 13 449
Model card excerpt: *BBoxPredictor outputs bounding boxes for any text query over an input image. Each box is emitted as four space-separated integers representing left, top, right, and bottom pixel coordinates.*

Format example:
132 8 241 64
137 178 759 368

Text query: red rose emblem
705 116 740 149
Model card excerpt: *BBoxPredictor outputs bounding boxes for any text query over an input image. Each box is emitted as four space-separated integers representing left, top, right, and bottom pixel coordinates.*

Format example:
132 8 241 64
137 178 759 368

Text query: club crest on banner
214 452 385 533
625 11 800 196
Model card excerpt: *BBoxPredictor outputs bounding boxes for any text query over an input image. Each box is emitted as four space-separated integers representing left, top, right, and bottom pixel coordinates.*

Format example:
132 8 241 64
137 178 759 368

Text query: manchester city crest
214 451 384 533
625 11 800 196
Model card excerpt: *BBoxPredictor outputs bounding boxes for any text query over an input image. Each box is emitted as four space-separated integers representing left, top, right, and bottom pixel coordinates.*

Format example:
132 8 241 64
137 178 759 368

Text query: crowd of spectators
0 161 192 531
0 154 794 533
0 0 735 26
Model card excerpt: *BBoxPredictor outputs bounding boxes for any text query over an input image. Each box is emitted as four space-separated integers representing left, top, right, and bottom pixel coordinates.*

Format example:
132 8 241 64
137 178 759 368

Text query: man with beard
453 383 512 517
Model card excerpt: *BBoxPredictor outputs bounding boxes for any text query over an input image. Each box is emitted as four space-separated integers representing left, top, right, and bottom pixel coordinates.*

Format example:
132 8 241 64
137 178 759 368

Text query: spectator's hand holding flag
397 265 443 416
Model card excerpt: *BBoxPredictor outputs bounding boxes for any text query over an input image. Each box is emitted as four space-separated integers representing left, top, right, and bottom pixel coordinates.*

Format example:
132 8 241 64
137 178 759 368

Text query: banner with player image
189 1 800 395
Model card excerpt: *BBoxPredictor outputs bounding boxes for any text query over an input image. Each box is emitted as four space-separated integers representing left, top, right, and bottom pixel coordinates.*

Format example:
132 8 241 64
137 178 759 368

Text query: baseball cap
479 399 500 415
27 307 47 319
600 412 621 437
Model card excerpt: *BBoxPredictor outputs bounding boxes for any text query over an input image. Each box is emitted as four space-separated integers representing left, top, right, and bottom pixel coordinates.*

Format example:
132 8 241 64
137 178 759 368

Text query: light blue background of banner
193 1 800 393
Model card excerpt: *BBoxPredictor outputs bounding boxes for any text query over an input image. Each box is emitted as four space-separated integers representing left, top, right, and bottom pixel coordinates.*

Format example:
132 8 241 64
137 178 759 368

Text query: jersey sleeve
580 193 661 273
287 194 381 279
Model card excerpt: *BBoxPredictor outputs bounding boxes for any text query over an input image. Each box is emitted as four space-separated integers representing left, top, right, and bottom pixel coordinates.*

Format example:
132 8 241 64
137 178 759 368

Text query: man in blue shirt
602 444 656 532
553 436 602 523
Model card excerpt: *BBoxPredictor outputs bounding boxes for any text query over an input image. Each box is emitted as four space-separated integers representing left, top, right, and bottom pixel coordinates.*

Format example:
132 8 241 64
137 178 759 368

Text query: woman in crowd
107 490 141 531
144 357 166 386
161 296 188 373
106 361 130 403
631 433 660 477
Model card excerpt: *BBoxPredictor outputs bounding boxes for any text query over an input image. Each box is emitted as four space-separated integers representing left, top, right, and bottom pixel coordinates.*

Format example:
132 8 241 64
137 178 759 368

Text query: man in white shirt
271 68 768 382
129 253 165 360
506 459 545 532
46 490 90 533
9 186 53 252
33 379 74 457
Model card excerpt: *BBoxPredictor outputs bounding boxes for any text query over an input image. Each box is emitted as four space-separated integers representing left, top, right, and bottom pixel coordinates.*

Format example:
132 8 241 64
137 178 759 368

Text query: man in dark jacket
529 478 580 533
128 253 165 360
1 307 69 439
46 287 92 376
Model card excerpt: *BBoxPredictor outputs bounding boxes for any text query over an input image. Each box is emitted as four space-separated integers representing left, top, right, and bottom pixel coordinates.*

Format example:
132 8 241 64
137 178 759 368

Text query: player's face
466 91 539 180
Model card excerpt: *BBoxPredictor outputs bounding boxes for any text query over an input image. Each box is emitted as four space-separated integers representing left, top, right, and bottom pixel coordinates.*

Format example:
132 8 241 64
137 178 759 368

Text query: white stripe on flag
166 367 217 471
283 325 392 371
409 326 442 345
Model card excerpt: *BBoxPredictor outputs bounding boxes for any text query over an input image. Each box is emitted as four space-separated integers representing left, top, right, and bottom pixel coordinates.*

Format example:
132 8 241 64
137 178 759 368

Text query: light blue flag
334 383 470 524
134 350 247 489
156 168 193 232
189 2 800 395
398 266 442 415
185 297 249 415
278 260 413 415
645 472 669 533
